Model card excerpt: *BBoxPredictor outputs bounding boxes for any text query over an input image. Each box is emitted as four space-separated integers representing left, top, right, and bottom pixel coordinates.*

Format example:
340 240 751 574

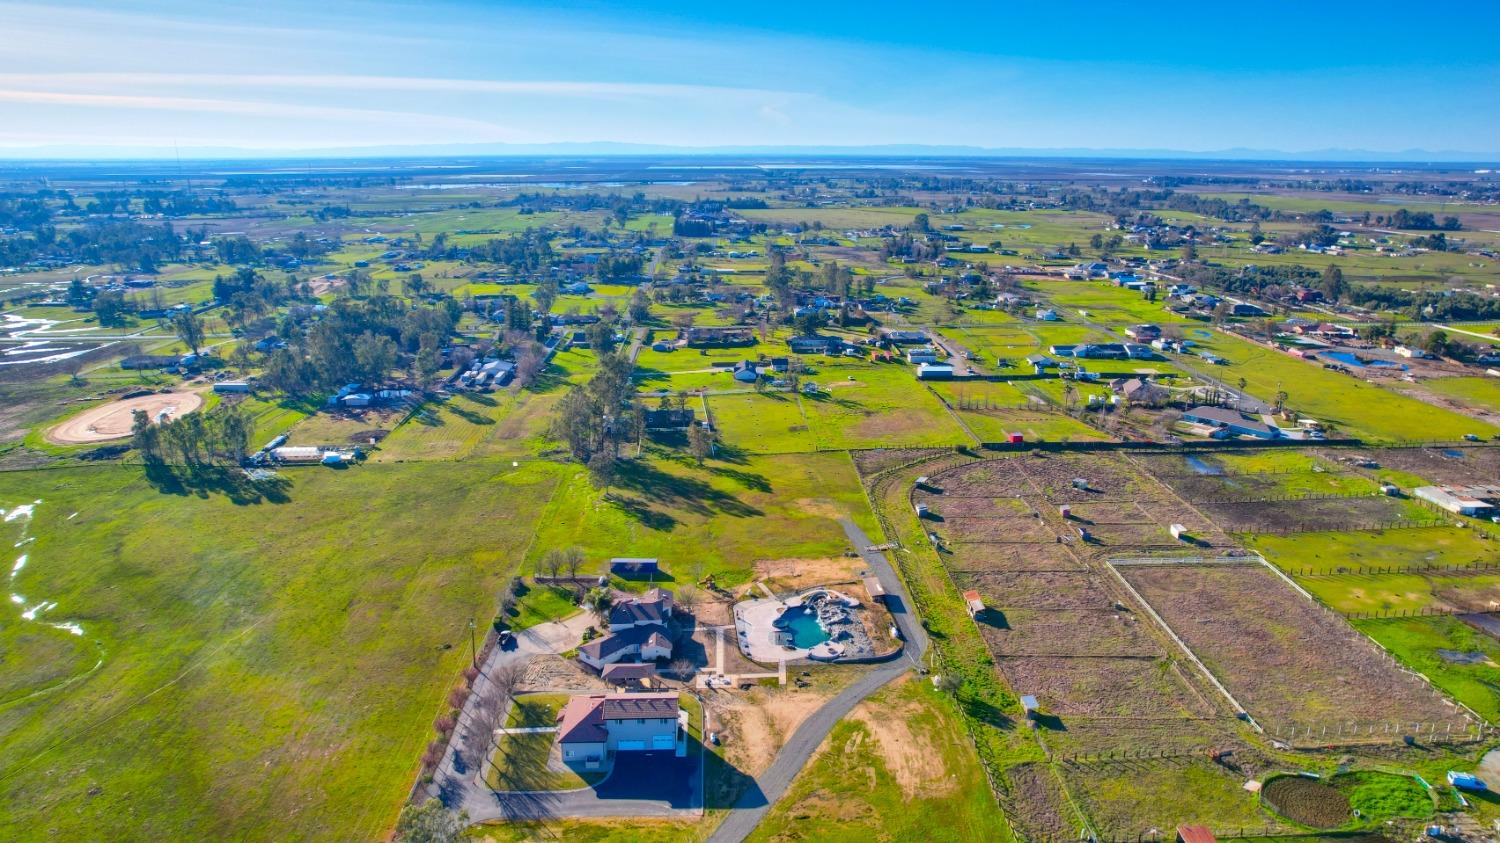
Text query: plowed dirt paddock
1119 562 1474 734
47 390 203 444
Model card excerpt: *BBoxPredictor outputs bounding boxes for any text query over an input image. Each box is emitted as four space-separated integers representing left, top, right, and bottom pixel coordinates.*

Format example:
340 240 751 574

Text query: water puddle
1184 455 1223 475
21 600 56 620
2 499 88 639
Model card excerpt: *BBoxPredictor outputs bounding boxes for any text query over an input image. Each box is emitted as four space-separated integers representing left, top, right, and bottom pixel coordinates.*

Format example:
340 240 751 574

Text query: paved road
706 518 928 843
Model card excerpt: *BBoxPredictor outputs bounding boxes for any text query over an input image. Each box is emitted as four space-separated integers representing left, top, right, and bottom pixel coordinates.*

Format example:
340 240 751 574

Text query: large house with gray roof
576 588 676 670
556 692 682 766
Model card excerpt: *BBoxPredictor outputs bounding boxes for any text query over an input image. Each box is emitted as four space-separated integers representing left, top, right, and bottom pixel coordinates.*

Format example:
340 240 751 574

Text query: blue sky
1 0 1497 156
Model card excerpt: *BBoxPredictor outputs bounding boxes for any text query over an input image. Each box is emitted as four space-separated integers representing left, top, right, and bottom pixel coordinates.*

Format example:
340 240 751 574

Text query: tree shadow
144 463 292 505
448 402 495 426
605 494 680 531
461 391 498 407
611 459 763 519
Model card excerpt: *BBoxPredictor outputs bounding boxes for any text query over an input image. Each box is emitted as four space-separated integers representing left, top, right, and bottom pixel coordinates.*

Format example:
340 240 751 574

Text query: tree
1425 329 1450 358
676 584 701 617
628 287 651 323
911 213 930 232
1319 265 1347 303
131 409 160 462
584 587 614 627
588 449 618 492
540 548 565 580
394 798 466 843
353 331 397 383
671 658 696 680
217 405 254 462
562 546 585 581
93 290 128 327
688 424 715 465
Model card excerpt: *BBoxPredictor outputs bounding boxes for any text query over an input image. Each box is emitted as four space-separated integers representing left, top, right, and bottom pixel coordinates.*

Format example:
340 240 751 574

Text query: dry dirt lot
1120 562 1474 734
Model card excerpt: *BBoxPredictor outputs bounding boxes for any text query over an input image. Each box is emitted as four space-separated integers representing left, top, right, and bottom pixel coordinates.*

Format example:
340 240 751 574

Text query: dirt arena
48 391 204 444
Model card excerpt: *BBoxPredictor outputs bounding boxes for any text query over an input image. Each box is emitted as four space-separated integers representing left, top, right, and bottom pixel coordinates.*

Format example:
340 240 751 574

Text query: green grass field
1418 376 1500 414
797 362 971 450
708 392 815 453
0 460 564 841
1188 330 1499 442
1351 616 1500 723
1252 527 1500 575
523 448 876 589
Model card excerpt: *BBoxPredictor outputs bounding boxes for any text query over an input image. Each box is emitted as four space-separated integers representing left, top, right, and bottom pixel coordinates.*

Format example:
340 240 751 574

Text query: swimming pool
775 605 831 648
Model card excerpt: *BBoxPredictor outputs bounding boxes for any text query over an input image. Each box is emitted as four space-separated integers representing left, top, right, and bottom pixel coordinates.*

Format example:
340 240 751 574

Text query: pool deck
733 588 862 664
734 595 808 663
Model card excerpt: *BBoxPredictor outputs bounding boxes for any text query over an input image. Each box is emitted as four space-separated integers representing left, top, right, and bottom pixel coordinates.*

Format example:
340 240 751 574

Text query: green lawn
0 460 563 841
525 448 877 589
505 583 579 631
486 693 603 792
747 678 1018 843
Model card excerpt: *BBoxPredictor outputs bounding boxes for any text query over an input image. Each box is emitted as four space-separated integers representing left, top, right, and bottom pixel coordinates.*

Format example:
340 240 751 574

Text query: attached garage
652 734 675 750
617 740 647 751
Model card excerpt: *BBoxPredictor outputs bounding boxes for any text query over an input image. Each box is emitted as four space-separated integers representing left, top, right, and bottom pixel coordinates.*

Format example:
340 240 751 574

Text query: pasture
0 460 564 842
523 448 876 591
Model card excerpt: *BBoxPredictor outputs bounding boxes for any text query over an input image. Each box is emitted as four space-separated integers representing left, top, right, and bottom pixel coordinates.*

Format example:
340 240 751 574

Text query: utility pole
468 618 478 670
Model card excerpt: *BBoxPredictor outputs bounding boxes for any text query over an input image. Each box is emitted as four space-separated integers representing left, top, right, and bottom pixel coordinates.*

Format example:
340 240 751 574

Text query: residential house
684 326 755 348
556 692 681 765
1112 377 1169 406
880 329 928 345
577 588 676 671
1181 405 1279 439
731 361 760 383
643 408 696 430
788 335 841 355
1124 324 1161 342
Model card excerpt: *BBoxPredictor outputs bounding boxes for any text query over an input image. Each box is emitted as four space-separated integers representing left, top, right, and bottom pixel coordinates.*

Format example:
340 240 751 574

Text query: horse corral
48 391 203 445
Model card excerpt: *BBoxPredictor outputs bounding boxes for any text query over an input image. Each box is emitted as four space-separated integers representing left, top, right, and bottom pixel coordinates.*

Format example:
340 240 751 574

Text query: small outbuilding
610 557 660 577
1176 826 1218 843
963 589 984 617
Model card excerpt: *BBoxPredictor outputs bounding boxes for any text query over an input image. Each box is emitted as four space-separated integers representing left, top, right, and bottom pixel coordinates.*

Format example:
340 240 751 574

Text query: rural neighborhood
4 3 1500 842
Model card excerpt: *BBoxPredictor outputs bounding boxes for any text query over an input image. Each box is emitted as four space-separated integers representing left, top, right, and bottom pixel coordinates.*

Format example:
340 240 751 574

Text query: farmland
9 150 1500 843
1118 562 1475 736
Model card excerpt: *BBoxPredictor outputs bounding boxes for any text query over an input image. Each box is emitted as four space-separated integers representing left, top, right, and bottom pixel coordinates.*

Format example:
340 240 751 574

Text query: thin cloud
0 72 800 101
0 89 526 137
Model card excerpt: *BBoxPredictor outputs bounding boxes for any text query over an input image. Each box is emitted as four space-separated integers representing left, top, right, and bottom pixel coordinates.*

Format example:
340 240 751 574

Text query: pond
1320 351 1408 371
775 605 831 648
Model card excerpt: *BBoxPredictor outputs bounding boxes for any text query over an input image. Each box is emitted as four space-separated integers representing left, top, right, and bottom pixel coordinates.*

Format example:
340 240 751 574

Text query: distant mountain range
0 141 1496 164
